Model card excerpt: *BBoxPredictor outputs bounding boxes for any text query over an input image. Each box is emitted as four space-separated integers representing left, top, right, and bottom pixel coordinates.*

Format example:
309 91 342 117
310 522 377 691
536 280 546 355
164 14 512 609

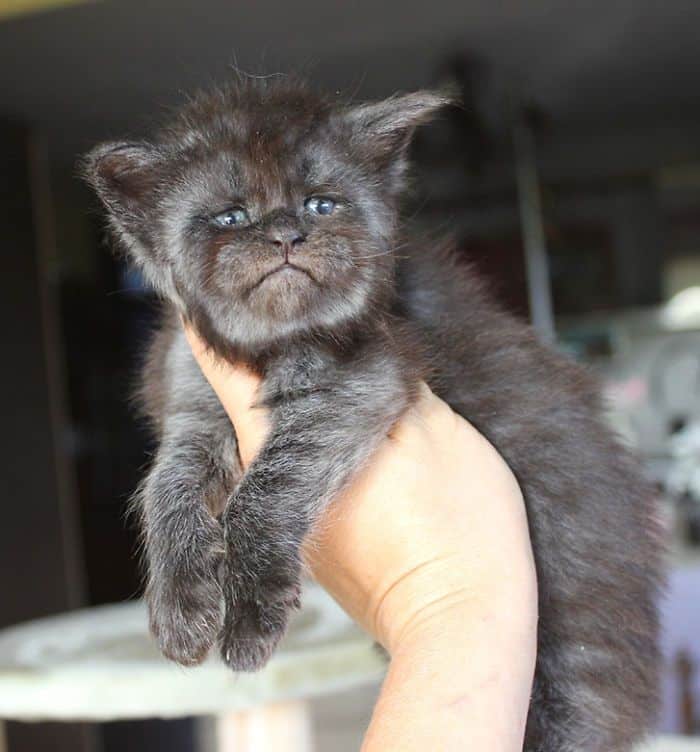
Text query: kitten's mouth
253 262 317 289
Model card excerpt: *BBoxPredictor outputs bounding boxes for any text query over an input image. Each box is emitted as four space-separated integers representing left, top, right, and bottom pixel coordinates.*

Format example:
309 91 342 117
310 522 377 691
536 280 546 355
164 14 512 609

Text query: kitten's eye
305 196 336 216
211 207 250 227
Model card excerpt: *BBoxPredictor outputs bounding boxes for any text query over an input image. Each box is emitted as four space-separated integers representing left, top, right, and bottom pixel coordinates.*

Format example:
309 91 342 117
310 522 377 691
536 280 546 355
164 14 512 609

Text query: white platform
0 585 696 750
642 740 700 751
0 585 384 722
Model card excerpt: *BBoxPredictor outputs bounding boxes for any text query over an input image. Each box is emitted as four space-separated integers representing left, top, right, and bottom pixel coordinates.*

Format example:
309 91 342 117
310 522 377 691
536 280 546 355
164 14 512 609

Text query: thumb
183 324 269 467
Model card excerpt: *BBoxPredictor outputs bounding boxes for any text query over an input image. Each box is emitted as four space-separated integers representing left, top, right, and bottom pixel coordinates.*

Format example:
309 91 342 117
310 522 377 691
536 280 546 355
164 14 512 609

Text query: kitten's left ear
342 90 455 190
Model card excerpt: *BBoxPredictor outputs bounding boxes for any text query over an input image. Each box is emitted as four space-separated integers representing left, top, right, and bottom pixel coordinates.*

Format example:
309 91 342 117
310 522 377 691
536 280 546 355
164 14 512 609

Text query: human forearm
184 327 538 751
362 589 536 752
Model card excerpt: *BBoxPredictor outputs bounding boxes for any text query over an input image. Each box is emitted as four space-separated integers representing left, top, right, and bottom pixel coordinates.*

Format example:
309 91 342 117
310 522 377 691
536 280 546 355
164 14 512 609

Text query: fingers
183 324 269 467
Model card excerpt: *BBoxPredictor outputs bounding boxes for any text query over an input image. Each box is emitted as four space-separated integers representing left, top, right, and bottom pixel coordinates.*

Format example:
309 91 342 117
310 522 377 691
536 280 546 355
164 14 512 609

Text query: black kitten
84 76 663 751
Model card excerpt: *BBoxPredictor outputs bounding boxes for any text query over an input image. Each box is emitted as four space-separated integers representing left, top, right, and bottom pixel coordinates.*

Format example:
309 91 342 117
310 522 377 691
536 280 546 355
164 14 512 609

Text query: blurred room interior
1 0 700 750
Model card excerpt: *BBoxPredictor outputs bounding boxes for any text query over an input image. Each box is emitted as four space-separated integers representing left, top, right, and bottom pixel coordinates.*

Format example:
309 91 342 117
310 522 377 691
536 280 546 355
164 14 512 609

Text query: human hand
185 327 537 751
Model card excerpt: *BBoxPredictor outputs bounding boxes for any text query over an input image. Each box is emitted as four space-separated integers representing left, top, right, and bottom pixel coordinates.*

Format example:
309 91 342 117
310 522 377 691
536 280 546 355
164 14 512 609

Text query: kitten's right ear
81 141 164 225
81 141 181 301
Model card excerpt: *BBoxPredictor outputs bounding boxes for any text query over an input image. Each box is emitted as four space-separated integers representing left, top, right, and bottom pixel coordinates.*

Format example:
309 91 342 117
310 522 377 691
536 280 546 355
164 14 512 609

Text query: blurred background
1 0 700 750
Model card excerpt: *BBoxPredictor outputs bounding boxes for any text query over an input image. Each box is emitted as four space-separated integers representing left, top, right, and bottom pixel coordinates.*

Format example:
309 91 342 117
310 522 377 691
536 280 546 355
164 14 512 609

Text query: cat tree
0 584 383 751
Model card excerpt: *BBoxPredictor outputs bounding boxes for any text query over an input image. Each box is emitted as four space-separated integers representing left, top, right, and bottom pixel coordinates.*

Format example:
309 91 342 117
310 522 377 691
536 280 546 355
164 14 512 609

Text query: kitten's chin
233 283 368 350
246 265 318 320
202 271 374 352
252 262 317 292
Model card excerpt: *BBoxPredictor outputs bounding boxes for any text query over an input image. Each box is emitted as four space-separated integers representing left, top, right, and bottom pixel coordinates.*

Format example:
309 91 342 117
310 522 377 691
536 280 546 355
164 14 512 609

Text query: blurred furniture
676 650 699 734
643 739 700 751
0 584 384 752
559 306 700 458
659 559 700 736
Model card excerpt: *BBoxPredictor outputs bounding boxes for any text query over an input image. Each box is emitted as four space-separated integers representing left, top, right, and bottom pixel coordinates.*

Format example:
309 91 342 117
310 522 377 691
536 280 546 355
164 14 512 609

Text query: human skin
184 326 538 751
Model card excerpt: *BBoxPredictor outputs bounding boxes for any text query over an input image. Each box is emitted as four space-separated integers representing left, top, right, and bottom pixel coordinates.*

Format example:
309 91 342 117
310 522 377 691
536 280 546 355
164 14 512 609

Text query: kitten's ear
345 90 453 139
81 141 179 299
343 90 454 190
81 141 164 225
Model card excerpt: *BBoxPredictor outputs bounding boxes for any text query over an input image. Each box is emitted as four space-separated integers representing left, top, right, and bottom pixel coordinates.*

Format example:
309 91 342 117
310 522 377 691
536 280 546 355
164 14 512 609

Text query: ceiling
0 0 89 22
1 0 699 169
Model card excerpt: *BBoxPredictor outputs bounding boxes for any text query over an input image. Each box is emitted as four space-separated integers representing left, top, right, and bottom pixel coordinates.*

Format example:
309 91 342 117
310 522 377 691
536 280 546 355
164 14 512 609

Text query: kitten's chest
260 348 336 406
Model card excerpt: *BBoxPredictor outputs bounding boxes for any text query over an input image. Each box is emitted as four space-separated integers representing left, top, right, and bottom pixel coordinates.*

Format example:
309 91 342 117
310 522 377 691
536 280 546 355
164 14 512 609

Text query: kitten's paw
147 572 223 666
219 578 301 672
146 518 225 665
145 508 225 665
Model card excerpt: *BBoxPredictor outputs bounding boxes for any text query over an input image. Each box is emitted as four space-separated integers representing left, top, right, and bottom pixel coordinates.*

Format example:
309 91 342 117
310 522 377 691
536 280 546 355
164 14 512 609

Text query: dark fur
84 76 663 751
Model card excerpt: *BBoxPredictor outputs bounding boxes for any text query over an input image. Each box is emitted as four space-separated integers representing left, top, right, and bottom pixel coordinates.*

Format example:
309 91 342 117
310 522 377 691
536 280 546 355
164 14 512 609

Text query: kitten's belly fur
143 248 662 751
396 250 662 750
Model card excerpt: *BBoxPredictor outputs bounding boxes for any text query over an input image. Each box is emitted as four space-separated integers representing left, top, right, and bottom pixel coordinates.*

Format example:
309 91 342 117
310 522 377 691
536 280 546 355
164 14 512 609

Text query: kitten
84 76 663 751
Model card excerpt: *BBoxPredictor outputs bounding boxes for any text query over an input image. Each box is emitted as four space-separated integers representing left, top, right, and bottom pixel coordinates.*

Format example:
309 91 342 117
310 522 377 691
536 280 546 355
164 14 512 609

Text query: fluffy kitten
84 76 663 751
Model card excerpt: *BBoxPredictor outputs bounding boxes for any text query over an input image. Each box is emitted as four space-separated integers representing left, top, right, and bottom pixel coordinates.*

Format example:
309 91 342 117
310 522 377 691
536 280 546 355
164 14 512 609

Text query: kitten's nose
267 227 306 252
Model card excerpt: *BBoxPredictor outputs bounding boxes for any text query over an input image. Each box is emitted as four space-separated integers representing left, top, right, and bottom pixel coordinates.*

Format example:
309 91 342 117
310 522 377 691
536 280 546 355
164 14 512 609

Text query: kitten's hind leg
136 414 240 666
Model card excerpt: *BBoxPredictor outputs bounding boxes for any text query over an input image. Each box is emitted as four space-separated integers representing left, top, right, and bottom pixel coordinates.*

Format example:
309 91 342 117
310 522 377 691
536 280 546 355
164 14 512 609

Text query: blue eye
305 196 336 216
212 207 250 227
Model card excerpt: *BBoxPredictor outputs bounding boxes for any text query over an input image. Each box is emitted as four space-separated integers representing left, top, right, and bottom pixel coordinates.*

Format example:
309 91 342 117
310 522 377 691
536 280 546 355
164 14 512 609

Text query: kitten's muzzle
253 261 316 289
267 226 306 261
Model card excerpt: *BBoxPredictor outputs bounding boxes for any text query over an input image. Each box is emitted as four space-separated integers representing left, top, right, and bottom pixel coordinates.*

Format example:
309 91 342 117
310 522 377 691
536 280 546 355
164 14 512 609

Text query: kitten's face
85 80 448 354
159 102 397 348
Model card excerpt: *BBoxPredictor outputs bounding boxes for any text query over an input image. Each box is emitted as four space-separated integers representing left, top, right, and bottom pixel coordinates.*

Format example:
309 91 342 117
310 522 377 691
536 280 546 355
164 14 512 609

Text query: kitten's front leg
138 413 239 665
219 363 415 671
